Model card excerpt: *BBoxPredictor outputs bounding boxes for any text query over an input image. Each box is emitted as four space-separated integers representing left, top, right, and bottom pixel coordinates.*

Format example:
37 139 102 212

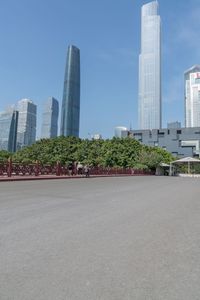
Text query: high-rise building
41 97 59 139
0 109 18 152
167 121 181 129
17 99 37 149
184 65 200 128
60 45 80 137
138 0 161 130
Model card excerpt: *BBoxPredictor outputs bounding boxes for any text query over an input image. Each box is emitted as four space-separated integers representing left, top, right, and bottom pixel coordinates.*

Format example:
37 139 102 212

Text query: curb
0 174 152 182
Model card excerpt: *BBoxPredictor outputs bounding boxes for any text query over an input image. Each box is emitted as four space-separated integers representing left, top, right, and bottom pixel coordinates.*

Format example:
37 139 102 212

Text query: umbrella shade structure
170 157 200 175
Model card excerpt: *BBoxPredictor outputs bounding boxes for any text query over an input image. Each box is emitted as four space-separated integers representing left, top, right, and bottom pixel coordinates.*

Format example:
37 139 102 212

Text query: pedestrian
77 162 83 175
68 162 73 176
84 165 90 177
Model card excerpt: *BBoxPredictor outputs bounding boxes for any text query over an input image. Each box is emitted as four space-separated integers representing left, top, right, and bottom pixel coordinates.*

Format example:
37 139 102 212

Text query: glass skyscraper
17 99 37 149
184 65 200 128
138 0 161 130
41 97 59 139
60 45 80 137
0 109 18 152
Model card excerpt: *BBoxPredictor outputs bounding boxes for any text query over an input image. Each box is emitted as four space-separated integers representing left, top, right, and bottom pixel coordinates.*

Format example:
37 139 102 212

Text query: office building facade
41 97 59 139
123 127 200 158
17 99 37 149
60 45 80 137
138 1 161 130
0 109 18 152
184 65 200 128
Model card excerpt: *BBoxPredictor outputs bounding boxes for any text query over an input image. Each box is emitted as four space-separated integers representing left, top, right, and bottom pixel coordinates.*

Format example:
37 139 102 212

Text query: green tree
12 136 174 171
0 150 11 162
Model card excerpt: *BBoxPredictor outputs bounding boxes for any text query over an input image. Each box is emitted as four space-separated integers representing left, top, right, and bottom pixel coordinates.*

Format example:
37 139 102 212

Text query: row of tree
0 137 174 170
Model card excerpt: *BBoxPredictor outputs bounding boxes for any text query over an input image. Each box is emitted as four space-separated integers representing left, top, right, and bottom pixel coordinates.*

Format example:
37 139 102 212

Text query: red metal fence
0 160 154 178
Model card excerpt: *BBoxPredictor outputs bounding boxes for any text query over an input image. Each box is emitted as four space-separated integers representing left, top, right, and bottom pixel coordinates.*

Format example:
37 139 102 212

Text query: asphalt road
0 176 200 300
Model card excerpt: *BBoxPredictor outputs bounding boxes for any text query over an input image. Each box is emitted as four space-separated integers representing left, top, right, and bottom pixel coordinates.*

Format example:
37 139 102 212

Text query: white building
184 65 200 128
138 0 161 130
17 99 37 149
114 127 128 138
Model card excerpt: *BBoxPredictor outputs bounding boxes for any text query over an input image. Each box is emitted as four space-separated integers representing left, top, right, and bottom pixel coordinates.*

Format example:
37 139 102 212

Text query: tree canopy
1 137 174 170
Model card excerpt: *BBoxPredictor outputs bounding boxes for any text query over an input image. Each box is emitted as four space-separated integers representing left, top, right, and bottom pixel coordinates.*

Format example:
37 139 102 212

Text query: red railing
0 160 154 178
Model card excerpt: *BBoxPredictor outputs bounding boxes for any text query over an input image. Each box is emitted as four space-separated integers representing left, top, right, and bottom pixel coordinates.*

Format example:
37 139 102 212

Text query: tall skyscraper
184 65 200 128
0 109 18 152
17 99 37 149
60 45 80 137
138 0 161 130
41 97 59 139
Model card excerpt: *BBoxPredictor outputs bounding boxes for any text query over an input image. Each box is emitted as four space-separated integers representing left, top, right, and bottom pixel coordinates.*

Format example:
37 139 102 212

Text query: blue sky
0 0 200 139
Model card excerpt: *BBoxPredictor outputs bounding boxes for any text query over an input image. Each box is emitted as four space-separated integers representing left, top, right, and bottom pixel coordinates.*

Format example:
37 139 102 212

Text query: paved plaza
0 176 200 300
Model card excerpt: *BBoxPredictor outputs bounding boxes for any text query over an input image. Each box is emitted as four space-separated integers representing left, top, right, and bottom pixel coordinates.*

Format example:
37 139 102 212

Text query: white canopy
172 157 200 164
170 157 200 175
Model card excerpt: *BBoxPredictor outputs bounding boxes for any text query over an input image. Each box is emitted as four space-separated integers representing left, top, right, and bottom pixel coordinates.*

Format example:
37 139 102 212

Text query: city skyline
138 1 161 130
0 0 200 138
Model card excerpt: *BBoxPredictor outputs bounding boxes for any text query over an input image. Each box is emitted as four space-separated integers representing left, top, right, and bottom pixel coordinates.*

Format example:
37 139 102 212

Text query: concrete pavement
0 176 200 299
